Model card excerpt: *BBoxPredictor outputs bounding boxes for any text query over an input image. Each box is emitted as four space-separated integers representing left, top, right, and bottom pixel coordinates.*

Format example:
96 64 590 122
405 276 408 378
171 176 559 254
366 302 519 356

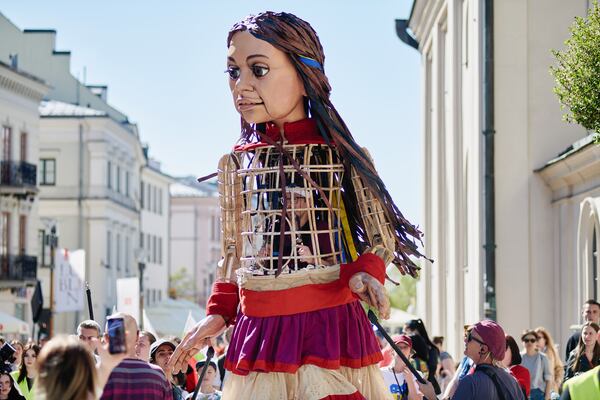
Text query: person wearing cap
150 339 186 400
453 320 526 400
189 361 222 400
380 334 424 400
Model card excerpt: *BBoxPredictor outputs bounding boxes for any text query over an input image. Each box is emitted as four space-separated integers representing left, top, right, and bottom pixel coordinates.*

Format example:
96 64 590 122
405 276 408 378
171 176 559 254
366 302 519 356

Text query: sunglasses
523 337 537 343
466 331 486 346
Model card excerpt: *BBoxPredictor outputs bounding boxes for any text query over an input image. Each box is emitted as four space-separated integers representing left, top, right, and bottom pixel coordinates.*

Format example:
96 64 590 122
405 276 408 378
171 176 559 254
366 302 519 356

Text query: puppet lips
238 102 264 111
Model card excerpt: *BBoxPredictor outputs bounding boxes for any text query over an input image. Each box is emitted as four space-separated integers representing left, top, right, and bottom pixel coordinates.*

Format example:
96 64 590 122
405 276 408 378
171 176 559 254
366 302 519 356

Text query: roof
0 59 47 85
169 182 217 198
535 133 596 172
39 99 107 117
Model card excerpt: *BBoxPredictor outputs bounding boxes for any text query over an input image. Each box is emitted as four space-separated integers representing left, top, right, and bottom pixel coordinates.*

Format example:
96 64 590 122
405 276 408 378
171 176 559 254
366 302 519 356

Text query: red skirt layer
225 300 382 376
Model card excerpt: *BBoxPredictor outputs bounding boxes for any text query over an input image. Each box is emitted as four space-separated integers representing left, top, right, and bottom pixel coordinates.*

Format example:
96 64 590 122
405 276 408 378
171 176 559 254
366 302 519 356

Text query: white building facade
0 60 49 331
170 179 220 306
406 0 593 359
140 159 173 308
0 13 173 334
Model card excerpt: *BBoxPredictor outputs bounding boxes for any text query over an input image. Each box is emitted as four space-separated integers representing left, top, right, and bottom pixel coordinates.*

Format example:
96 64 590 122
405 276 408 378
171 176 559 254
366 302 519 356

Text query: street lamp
48 225 58 338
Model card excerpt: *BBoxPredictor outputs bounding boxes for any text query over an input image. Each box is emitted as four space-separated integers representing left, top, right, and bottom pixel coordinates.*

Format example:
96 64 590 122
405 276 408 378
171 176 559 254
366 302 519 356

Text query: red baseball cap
392 334 413 348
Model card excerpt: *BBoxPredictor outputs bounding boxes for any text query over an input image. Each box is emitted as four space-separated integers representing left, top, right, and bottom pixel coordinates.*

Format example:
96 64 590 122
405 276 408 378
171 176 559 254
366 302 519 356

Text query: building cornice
0 62 50 101
409 0 446 47
537 136 600 200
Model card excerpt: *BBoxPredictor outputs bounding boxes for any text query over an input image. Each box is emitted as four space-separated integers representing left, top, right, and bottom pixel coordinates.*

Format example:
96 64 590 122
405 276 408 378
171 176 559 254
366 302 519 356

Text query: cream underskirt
221 364 393 400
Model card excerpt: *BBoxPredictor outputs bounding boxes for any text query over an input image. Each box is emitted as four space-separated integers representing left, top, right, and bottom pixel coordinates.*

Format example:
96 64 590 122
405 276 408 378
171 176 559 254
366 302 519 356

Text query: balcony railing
0 255 37 284
0 160 37 187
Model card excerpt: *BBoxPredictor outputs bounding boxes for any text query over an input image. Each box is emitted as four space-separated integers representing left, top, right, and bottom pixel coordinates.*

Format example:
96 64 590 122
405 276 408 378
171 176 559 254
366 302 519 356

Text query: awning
144 298 205 338
0 311 29 335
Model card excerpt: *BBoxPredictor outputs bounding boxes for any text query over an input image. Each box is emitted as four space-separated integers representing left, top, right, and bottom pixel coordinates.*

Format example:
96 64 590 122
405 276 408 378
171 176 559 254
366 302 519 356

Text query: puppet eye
252 65 269 77
225 67 240 80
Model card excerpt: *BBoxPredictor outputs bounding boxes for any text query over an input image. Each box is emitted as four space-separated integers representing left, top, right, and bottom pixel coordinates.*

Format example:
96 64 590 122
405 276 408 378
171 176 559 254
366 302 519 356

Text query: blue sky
0 0 422 226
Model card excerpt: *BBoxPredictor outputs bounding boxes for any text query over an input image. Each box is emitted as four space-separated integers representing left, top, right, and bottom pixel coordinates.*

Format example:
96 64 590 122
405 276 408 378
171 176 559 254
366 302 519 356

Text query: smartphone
107 317 126 354
0 342 16 364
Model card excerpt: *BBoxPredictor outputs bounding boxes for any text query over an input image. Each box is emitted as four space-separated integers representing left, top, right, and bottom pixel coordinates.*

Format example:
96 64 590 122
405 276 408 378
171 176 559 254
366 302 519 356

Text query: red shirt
509 364 531 397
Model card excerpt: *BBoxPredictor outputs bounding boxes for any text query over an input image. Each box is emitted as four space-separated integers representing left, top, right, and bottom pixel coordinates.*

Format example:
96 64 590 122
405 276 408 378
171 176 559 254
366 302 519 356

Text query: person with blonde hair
534 326 564 393
35 336 96 400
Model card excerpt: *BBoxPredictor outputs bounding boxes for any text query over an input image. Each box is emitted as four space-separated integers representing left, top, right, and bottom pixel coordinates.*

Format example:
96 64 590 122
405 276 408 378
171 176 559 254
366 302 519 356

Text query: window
39 159 56 185
116 166 121 194
20 132 27 162
146 184 151 211
18 215 26 254
116 233 121 271
38 229 46 266
158 189 163 215
146 234 151 259
2 126 12 161
153 235 157 263
107 161 112 189
139 232 144 249
152 186 156 213
106 231 112 269
1 213 9 256
158 237 162 264
125 236 130 273
140 182 145 209
125 172 130 197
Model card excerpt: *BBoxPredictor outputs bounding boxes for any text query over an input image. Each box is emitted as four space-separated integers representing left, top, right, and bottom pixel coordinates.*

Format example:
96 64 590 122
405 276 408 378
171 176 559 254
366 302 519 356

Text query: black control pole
191 346 215 400
367 310 427 384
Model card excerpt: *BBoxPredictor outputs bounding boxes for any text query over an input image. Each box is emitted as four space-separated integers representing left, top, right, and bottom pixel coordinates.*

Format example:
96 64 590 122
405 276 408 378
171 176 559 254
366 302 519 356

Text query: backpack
475 364 523 400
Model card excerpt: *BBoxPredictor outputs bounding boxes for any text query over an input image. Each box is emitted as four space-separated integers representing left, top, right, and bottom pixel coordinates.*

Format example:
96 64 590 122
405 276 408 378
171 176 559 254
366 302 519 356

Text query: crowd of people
374 299 600 399
0 312 226 400
0 300 598 399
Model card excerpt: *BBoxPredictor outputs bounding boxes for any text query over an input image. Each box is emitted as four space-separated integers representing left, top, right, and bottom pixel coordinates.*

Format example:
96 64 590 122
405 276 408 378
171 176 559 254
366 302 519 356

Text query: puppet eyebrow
227 54 269 64
246 54 269 61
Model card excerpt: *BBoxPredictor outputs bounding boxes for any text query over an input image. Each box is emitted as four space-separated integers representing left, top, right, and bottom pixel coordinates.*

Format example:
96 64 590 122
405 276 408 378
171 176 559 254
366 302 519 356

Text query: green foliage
169 267 195 300
385 264 417 311
550 0 600 134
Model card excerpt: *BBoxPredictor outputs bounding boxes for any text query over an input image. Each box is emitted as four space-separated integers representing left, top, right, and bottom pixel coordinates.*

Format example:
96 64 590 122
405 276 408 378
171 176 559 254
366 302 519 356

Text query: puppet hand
167 314 226 374
297 245 316 264
349 272 390 319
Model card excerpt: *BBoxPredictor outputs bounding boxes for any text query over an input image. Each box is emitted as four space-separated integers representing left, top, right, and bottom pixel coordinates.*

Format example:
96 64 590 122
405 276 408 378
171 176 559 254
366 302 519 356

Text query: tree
385 263 417 311
551 1 600 139
169 267 195 300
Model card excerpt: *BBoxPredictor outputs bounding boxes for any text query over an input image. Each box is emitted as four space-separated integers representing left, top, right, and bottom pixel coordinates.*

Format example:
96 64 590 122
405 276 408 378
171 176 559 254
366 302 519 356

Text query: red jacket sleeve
206 281 240 325
339 253 386 288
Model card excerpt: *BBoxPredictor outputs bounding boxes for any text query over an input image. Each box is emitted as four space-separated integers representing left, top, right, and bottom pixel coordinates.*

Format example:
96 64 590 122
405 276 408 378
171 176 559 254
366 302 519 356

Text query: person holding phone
99 313 173 400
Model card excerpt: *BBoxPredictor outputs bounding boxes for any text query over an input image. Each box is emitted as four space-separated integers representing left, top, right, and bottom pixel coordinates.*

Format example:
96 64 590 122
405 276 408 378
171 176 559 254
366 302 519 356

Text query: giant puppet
169 12 425 400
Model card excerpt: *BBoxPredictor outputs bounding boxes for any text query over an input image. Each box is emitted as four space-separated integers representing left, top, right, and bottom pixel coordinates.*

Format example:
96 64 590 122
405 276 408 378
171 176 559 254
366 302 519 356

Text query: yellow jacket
10 370 35 400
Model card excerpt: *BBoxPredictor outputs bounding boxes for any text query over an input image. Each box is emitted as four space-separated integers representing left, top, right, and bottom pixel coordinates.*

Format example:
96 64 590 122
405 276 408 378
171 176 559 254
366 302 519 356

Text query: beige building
403 0 594 359
0 59 49 330
169 178 220 305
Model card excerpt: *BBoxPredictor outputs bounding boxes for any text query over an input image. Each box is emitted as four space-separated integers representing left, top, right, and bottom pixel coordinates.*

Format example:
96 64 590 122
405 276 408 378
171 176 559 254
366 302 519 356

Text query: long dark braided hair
227 11 427 277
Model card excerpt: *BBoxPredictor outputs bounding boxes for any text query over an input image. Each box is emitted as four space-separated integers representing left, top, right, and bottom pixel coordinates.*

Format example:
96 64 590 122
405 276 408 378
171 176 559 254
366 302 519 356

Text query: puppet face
227 31 307 129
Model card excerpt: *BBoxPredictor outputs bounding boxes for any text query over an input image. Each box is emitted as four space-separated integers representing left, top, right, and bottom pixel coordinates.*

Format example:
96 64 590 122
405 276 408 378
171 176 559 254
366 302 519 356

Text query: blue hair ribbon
298 55 323 71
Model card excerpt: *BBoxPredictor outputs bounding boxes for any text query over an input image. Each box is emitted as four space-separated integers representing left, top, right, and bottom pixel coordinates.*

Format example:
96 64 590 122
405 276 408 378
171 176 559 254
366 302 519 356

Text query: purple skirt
224 300 383 375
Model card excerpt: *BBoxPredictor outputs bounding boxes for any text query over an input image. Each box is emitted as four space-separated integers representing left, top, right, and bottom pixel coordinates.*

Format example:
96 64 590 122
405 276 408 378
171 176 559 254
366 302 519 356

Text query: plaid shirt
100 358 174 400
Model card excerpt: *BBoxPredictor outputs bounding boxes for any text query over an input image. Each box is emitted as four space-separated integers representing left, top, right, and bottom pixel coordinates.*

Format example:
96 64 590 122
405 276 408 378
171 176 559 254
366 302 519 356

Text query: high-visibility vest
563 366 600 400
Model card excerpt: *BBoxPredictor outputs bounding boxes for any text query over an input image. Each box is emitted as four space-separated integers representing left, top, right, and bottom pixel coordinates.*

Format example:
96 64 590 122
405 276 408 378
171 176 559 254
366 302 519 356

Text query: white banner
53 249 85 313
116 277 139 323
